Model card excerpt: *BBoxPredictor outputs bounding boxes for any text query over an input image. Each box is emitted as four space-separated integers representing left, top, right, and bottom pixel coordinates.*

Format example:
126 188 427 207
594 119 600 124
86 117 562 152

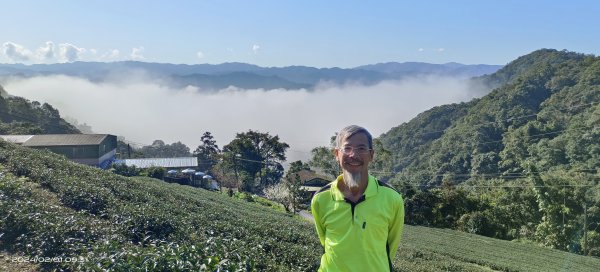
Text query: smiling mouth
345 161 362 166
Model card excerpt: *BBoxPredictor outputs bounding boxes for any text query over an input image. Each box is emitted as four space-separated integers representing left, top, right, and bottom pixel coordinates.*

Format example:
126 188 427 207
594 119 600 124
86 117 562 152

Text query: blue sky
2 0 599 67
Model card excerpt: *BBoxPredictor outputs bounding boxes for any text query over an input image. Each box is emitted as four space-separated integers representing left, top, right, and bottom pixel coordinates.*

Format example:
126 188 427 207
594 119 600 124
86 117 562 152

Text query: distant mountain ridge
0 61 503 90
356 61 501 78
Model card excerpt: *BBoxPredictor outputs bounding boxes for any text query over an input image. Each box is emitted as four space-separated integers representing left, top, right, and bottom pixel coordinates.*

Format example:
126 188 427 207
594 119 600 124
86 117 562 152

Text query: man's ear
332 148 338 159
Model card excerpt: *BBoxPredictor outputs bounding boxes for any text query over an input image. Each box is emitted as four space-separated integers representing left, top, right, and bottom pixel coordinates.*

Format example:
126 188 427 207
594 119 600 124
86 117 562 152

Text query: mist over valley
0 61 497 162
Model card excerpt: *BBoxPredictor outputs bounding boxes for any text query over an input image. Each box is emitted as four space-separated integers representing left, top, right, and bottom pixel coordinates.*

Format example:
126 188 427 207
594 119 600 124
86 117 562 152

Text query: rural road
298 210 314 222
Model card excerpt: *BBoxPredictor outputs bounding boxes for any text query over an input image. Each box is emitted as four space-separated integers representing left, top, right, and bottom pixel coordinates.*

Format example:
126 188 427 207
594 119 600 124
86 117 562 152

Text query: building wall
32 145 99 159
99 135 117 157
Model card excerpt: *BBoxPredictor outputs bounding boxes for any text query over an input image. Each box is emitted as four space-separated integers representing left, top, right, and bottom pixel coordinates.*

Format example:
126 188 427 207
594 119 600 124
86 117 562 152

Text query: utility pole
583 202 588 255
562 193 566 232
234 154 241 190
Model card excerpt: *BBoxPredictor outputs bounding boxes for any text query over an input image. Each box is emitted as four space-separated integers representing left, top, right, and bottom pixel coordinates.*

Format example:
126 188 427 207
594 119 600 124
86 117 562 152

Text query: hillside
378 49 599 183
0 84 79 134
374 49 600 256
1 141 599 271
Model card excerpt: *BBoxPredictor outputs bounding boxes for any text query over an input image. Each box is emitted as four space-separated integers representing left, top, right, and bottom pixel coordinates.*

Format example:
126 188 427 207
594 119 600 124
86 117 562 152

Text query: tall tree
308 134 339 179
140 140 191 158
222 130 289 193
284 161 310 213
529 165 585 251
193 131 221 172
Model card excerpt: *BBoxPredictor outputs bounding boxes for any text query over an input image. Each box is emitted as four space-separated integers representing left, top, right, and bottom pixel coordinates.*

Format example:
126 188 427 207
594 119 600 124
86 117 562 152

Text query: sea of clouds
2 73 488 162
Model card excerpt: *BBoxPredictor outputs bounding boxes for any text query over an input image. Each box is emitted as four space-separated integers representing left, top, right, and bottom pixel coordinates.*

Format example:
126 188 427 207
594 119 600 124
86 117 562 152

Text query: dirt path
298 210 314 222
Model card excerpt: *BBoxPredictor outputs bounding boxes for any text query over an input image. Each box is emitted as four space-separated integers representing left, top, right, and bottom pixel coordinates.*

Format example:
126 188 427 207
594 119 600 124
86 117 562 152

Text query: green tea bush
2 141 599 271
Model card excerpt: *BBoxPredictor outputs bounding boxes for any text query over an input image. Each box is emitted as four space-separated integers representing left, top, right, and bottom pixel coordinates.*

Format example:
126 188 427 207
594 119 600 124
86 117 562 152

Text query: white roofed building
116 157 198 169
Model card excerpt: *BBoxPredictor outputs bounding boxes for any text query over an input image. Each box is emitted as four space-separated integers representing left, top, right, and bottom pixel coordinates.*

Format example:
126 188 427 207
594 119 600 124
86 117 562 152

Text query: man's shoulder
376 180 403 199
314 182 333 195
311 183 334 208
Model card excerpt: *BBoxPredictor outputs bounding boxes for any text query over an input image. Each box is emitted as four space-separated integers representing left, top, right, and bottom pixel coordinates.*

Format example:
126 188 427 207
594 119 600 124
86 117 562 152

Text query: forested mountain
0 85 79 134
378 49 598 185
373 49 599 255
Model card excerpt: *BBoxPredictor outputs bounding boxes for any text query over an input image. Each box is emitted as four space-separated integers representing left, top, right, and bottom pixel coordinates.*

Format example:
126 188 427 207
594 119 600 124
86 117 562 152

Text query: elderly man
311 125 404 271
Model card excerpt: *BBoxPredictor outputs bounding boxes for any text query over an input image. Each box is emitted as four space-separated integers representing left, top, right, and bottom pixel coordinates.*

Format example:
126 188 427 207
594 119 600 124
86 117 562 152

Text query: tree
308 147 338 179
211 159 240 191
529 165 587 252
264 182 290 211
193 131 221 172
308 134 339 179
370 139 394 181
222 130 289 193
143 166 166 180
284 161 310 213
116 138 145 159
140 140 191 158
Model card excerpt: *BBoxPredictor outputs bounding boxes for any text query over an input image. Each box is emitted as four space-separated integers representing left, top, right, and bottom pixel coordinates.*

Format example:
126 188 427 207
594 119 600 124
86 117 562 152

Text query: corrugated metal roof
300 186 323 192
22 134 110 146
122 157 198 168
0 135 34 144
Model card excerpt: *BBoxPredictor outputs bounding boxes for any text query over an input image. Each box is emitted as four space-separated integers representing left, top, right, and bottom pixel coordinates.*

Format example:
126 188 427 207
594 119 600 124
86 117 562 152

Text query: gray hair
335 125 373 149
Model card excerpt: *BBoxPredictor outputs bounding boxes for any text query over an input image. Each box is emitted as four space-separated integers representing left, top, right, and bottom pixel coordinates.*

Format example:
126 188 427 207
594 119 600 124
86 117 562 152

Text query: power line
369 169 599 177
287 123 598 156
395 183 600 189
412 100 597 138
284 99 598 159
254 99 599 149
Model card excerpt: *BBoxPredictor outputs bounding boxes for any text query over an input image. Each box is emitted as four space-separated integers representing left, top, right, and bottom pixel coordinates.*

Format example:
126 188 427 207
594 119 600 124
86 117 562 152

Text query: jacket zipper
344 195 366 223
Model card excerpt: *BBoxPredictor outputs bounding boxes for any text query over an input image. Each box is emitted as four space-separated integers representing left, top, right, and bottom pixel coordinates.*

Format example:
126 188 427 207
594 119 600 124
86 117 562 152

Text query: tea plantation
1 141 599 271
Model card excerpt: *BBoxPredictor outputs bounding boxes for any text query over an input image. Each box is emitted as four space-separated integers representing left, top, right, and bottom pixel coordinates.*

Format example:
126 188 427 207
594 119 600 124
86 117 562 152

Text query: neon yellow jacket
311 174 404 272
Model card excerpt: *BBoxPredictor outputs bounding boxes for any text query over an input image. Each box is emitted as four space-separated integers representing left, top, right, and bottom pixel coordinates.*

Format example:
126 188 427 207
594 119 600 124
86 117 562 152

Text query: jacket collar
331 173 378 201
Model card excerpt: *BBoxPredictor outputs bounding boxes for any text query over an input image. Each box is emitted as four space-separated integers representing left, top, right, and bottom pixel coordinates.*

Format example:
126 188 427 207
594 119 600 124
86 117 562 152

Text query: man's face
334 132 374 176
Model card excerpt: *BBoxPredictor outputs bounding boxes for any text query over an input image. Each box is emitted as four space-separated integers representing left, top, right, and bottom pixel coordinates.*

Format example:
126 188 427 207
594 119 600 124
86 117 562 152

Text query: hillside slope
372 49 600 257
0 84 79 134
1 141 599 271
378 49 599 185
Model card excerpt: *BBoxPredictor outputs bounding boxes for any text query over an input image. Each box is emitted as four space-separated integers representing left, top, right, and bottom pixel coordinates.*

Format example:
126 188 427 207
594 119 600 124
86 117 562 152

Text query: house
295 169 332 196
0 134 117 169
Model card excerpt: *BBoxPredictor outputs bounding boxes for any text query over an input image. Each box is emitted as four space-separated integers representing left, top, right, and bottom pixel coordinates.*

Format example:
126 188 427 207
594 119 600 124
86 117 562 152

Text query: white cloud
101 49 121 60
36 41 55 61
59 43 86 62
197 51 205 59
437 48 445 52
418 48 424 52
2 42 33 62
130 47 145 60
3 74 483 163
101 49 120 60
1 42 132 63
252 44 261 54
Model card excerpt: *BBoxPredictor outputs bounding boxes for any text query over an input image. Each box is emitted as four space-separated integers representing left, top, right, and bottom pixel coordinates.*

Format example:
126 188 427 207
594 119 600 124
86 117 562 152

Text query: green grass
0 141 599 271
